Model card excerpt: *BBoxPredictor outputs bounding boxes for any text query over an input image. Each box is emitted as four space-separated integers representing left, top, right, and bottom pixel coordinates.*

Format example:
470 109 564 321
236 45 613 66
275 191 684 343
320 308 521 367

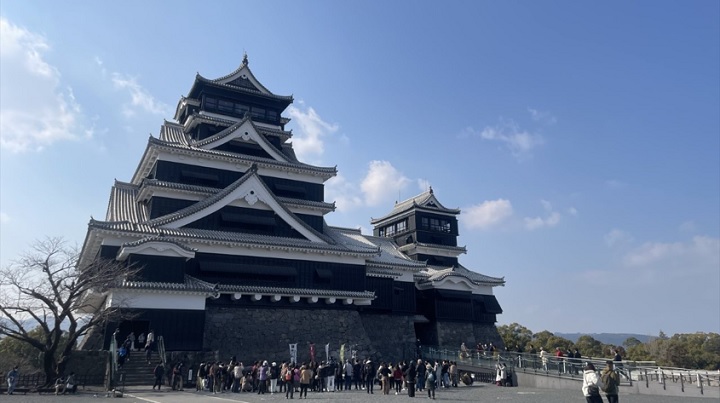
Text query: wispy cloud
324 173 364 212
528 108 557 124
466 118 544 159
286 102 339 164
604 228 634 247
0 17 86 152
0 212 9 223
111 73 170 118
679 220 697 233
623 236 720 269
462 199 514 230
524 199 561 230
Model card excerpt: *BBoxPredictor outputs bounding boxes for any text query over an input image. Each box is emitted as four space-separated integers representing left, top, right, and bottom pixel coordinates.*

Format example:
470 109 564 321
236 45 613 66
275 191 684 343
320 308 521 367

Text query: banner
310 343 316 362
340 344 345 363
325 343 330 362
289 343 297 364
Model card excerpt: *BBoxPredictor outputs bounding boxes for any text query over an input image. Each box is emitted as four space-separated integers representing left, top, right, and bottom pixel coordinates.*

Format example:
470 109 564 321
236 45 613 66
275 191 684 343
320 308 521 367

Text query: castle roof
370 188 460 225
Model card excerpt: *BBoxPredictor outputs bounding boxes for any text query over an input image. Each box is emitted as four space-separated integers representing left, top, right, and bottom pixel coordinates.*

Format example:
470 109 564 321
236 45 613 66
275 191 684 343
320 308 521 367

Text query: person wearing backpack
425 363 436 399
601 361 620 403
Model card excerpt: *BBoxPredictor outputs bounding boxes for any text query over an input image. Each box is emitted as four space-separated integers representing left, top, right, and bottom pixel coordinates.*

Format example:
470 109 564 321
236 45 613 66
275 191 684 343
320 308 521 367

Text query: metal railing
421 346 720 395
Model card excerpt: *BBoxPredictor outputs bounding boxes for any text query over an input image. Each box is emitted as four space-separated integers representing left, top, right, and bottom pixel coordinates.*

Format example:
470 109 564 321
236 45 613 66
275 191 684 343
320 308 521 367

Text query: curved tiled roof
159 120 188 144
370 188 460 225
88 218 379 256
121 235 197 253
215 283 375 299
138 179 336 212
398 242 467 255
146 135 336 178
120 275 215 294
143 166 336 244
192 74 293 103
106 181 148 222
416 264 505 286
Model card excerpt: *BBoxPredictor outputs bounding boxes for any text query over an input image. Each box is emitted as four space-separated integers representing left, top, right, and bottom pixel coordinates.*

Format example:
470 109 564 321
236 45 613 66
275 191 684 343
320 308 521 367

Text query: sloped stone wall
359 313 417 361
473 322 504 350
437 321 476 349
203 306 376 364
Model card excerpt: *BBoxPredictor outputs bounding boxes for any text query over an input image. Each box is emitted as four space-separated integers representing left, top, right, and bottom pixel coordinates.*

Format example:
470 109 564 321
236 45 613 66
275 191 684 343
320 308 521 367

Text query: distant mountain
555 333 655 346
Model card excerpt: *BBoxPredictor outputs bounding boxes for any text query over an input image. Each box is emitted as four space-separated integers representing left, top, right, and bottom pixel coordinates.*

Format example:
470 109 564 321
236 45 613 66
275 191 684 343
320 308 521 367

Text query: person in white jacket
582 362 604 403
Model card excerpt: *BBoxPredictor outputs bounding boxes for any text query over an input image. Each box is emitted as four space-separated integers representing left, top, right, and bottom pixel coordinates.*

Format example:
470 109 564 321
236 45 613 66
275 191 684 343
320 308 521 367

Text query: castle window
218 100 234 113
421 217 451 233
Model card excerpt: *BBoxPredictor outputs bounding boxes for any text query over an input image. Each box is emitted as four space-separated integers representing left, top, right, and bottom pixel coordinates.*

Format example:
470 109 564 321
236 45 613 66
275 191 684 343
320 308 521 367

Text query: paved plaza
2 384 715 403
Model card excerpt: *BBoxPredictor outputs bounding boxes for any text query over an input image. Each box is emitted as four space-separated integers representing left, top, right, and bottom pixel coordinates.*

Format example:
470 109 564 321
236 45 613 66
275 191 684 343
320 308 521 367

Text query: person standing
299 364 313 398
146 329 155 350
404 361 416 397
152 362 165 390
539 347 548 371
582 363 604 403
601 361 620 403
425 364 436 399
363 359 375 394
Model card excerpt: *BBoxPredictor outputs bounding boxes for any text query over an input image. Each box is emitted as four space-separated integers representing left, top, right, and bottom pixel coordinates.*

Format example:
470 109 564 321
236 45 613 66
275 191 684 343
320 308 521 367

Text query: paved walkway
3 384 715 402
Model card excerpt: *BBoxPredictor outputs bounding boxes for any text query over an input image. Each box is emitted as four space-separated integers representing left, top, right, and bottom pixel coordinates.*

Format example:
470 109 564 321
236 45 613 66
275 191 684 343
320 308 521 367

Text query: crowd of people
157 356 465 399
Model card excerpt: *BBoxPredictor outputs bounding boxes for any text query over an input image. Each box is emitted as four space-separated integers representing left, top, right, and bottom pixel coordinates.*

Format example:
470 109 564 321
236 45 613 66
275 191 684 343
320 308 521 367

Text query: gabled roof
190 115 288 162
136 179 336 214
179 112 293 143
370 187 461 225
186 54 293 104
130 132 336 185
144 165 332 243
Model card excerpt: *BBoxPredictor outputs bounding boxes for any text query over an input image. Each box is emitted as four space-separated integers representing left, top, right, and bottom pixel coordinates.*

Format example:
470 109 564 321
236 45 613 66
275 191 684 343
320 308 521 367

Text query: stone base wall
65 350 108 383
436 321 476 349
473 323 504 350
359 313 417 361
203 306 376 364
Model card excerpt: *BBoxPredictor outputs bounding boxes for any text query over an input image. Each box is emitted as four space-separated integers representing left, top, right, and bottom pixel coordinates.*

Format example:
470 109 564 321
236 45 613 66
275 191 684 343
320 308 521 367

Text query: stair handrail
157 335 167 367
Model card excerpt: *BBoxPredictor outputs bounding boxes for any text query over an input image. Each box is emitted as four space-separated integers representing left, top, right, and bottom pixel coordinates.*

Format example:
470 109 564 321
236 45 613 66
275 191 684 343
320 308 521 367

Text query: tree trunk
42 350 57 387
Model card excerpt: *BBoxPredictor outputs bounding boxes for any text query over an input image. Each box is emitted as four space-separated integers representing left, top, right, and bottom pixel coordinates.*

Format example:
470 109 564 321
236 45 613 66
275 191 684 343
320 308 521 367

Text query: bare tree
0 237 138 384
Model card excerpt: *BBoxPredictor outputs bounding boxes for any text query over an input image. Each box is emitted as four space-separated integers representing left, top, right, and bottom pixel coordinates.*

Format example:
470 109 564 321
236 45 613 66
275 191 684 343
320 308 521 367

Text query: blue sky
1 1 718 337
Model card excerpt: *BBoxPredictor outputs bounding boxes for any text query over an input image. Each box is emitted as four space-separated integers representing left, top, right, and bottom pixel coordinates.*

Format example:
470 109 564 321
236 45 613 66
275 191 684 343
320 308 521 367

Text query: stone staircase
117 350 157 386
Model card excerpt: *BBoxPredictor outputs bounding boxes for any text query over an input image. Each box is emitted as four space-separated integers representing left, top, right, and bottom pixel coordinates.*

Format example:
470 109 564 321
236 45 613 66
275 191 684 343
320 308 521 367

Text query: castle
79 55 505 361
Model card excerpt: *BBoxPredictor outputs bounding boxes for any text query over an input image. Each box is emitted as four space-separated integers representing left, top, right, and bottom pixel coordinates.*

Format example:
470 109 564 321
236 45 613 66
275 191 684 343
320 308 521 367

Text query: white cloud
469 119 544 159
0 18 85 152
0 212 9 223
111 73 170 117
604 228 634 247
462 199 514 230
623 236 720 269
567 207 578 216
679 220 697 233
286 103 338 163
524 199 562 230
528 108 557 124
361 161 411 206
417 178 431 193
524 212 560 230
324 173 364 212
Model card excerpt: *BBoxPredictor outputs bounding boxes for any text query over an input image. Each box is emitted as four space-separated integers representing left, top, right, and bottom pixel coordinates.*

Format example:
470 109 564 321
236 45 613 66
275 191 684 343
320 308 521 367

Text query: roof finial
429 186 434 194
242 51 249 66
